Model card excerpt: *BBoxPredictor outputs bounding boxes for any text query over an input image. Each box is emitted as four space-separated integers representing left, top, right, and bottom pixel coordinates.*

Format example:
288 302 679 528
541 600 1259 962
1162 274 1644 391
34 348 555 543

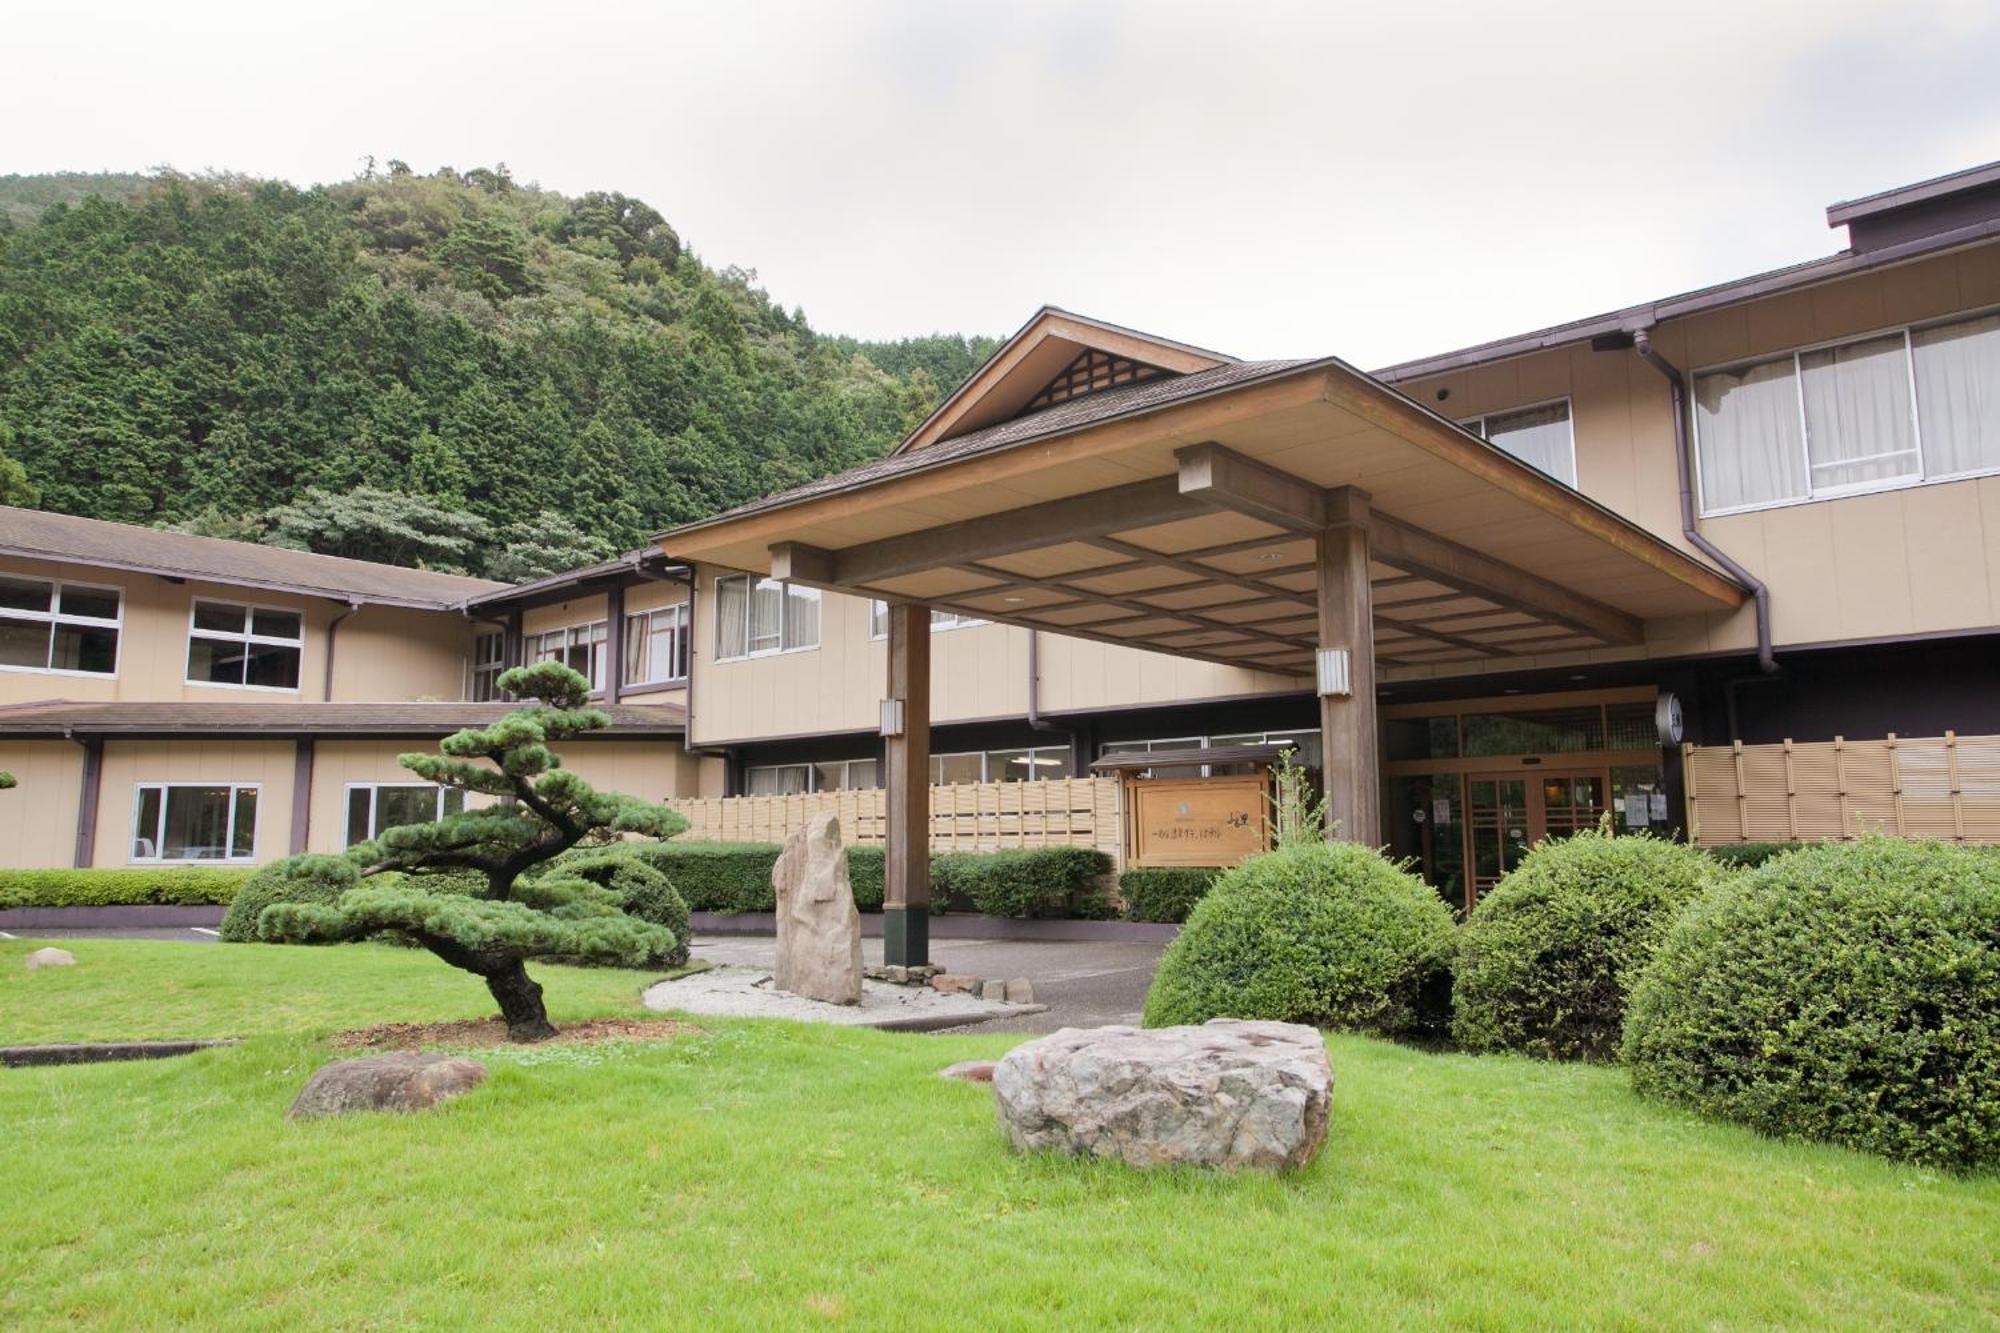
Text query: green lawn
2 939 1996 1330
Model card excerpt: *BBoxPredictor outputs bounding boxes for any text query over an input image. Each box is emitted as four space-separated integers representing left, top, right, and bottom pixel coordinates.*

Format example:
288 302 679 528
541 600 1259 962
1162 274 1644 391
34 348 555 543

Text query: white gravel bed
641 965 1042 1029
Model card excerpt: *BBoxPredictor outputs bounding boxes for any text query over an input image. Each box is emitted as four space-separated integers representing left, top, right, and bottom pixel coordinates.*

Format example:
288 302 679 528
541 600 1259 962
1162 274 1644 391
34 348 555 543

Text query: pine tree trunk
484 959 556 1042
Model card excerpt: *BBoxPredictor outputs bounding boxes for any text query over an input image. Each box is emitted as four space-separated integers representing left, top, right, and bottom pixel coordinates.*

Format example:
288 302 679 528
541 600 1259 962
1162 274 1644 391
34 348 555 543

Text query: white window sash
130 782 260 864
717 576 819 661
0 576 123 677
185 599 304 691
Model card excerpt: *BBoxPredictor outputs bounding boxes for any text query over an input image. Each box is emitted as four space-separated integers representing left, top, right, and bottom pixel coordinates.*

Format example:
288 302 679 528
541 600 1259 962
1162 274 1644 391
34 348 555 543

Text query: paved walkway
692 935 1166 1034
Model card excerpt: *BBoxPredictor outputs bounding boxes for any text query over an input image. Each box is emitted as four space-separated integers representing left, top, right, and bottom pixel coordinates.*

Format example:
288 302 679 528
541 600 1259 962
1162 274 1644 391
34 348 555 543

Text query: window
747 759 881 795
0 576 120 676
1694 309 2000 514
345 783 467 846
867 601 988 639
1461 401 1576 486
715 575 819 659
469 631 505 701
131 783 259 862
528 621 608 691
930 746 1073 784
624 604 689 686
186 600 303 690
1106 730 1320 778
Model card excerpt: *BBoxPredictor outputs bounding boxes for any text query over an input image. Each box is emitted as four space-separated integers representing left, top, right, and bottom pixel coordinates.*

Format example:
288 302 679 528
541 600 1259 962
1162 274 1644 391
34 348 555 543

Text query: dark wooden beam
883 603 930 967
1317 492 1381 845
1176 441 1325 532
1369 514 1641 645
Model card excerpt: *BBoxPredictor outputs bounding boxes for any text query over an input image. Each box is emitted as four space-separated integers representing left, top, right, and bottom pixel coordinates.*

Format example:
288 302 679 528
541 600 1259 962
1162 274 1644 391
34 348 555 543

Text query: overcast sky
8 1 1999 364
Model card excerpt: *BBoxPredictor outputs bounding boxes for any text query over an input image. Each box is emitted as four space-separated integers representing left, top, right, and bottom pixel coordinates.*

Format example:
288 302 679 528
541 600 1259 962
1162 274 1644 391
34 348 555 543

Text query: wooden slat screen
668 777 1126 866
1684 733 2000 844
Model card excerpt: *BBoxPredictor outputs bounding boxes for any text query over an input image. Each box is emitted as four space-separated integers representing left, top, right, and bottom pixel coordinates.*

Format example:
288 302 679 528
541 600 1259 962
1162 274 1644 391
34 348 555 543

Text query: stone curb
0 1039 239 1067
0 904 227 930
690 912 1179 943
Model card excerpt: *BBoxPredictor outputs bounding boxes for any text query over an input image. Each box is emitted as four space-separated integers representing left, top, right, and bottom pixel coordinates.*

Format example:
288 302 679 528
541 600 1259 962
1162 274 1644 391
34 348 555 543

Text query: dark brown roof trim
1827 159 2000 227
1372 216 2000 384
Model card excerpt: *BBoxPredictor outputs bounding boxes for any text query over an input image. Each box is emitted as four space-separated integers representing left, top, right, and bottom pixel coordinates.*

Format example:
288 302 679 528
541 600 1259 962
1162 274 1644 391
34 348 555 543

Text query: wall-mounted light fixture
1316 648 1351 697
879 698 905 737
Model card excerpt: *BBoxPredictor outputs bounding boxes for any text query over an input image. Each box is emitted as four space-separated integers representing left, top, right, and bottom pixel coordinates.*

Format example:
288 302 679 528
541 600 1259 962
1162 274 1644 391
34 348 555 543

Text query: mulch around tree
332 1017 698 1051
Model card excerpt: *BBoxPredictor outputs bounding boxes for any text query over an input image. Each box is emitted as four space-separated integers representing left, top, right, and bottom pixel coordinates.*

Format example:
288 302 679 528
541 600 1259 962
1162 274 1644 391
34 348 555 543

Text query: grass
2 939 1997 1330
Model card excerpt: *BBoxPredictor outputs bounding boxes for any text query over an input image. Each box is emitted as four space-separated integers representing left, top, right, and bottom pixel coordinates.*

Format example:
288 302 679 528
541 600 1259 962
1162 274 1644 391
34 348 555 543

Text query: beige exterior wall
94 739 297 868
1386 240 2000 682
0 741 85 868
0 556 477 707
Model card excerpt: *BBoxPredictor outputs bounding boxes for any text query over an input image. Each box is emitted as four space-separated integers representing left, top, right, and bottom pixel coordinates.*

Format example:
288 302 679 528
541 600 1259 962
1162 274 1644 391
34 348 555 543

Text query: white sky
7 0 1999 365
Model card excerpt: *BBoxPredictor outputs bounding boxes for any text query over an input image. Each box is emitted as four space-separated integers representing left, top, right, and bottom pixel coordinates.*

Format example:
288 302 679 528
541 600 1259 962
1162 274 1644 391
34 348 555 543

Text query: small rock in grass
939 1060 997 1083
931 974 981 995
24 947 76 971
1003 978 1034 1004
288 1052 488 1119
980 980 1007 1002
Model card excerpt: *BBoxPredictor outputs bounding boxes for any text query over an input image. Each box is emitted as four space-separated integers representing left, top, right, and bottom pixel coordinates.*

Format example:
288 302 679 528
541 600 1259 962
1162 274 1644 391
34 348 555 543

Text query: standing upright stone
772 813 862 1004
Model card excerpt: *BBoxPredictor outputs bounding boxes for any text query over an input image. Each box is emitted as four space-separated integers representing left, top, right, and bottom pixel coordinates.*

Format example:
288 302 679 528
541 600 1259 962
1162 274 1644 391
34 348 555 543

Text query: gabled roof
0 698 685 739
895 306 1237 454
0 506 508 610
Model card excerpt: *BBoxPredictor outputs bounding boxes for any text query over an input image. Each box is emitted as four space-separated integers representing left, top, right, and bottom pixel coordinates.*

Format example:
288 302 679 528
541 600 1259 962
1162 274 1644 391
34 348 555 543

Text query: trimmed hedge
553 847 692 965
1142 840 1457 1036
0 866 255 910
1624 836 2000 1170
220 857 355 942
1702 842 1806 870
1119 867 1220 924
1452 829 1727 1060
932 847 1112 919
625 841 1105 917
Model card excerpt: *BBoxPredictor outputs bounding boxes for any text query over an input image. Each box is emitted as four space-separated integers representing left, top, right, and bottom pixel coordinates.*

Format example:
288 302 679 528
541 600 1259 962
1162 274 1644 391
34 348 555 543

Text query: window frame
714 575 821 661
468 630 506 702
1458 396 1578 488
343 781 466 847
184 597 306 693
867 601 989 640
623 602 690 687
0 574 124 679
745 758 882 794
526 620 610 692
1690 304 2000 518
129 781 261 864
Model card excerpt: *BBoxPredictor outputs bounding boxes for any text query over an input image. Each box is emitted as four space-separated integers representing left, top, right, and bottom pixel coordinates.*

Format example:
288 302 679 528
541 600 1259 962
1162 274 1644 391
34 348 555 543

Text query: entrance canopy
657 308 1744 676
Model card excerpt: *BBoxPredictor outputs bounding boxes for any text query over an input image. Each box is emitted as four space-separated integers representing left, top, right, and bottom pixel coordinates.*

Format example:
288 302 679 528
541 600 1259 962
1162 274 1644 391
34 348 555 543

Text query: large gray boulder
992 1019 1332 1172
772 813 862 1005
287 1052 488 1119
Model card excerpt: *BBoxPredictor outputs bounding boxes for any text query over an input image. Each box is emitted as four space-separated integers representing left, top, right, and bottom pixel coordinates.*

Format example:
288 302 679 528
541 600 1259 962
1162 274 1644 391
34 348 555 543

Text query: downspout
1631 328 1777 676
323 598 363 701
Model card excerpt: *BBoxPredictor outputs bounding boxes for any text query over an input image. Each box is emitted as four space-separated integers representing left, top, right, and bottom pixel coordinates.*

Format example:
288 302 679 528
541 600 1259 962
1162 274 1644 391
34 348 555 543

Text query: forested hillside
0 165 996 575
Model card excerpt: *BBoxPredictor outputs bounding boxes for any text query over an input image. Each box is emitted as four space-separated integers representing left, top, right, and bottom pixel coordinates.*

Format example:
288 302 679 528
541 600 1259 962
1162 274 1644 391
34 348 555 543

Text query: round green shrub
1623 836 2000 1170
1452 829 1727 1060
553 846 690 965
1142 840 1456 1035
218 855 356 942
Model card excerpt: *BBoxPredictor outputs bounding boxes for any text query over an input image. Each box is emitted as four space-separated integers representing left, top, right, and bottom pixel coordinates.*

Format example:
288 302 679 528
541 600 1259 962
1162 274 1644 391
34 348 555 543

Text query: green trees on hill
0 166 998 564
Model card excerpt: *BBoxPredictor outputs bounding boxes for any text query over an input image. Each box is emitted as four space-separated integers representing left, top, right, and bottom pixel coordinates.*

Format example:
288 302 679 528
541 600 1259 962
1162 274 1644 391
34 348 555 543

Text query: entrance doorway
1466 770 1607 900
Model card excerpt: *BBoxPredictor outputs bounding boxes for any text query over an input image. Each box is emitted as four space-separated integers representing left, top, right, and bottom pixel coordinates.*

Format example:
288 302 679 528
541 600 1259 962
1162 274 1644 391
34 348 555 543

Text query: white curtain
783 585 820 650
1694 358 1808 510
748 579 783 652
1800 333 1918 490
716 576 748 658
1485 403 1576 485
1913 313 2000 478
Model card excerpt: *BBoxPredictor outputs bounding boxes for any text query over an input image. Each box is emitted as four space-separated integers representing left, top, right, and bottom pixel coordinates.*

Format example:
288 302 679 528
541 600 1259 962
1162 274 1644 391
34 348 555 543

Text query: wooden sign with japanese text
1128 775 1270 868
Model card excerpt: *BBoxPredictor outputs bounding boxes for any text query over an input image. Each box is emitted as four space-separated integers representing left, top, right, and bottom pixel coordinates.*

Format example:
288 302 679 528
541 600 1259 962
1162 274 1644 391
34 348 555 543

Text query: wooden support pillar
604 582 626 703
883 602 931 966
1316 488 1380 846
289 739 315 856
72 737 103 869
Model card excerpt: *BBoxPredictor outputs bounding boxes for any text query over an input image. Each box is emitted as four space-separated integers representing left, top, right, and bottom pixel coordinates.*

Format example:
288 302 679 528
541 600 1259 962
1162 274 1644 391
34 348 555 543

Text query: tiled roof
0 506 509 609
658 357 1329 538
0 699 685 738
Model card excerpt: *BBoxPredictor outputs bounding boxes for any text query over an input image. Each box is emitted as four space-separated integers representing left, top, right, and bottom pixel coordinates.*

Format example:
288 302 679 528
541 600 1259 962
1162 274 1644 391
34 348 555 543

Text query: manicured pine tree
252 662 687 1040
